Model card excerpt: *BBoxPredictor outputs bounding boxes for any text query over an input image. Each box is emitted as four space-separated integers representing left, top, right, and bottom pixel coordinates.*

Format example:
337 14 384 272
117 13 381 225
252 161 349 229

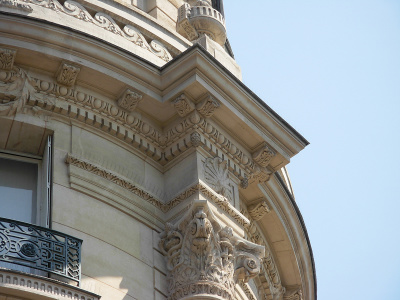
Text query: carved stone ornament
283 289 303 300
248 200 270 221
252 144 275 168
0 47 16 70
117 88 143 112
197 95 220 118
177 1 226 45
0 0 33 12
159 200 264 300
204 157 233 203
0 67 35 116
190 131 202 147
174 94 195 117
56 62 80 86
240 175 249 189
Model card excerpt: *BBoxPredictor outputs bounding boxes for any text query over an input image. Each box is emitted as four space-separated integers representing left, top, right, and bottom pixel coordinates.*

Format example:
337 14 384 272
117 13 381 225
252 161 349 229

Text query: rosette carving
159 201 264 300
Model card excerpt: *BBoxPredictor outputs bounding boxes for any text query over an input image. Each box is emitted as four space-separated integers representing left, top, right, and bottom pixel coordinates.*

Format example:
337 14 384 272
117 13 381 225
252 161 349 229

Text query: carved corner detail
159 200 264 300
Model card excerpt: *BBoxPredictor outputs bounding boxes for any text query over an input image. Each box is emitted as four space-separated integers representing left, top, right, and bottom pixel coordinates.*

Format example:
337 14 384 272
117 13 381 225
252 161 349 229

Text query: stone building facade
0 0 316 299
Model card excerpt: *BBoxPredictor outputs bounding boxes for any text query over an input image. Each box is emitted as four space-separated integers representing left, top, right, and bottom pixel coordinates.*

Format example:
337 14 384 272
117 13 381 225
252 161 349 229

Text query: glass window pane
0 157 38 224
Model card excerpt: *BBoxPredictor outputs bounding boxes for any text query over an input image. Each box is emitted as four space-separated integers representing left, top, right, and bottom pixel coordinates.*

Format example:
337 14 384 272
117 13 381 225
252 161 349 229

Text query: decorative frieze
197 95 220 118
3 0 173 62
0 0 32 12
253 144 276 168
173 93 195 117
248 200 271 221
118 88 143 112
159 201 264 300
0 47 16 70
56 62 80 86
1 65 276 186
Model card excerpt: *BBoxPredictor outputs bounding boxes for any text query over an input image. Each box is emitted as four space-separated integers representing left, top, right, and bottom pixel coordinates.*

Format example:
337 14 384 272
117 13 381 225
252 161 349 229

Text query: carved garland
0 0 172 62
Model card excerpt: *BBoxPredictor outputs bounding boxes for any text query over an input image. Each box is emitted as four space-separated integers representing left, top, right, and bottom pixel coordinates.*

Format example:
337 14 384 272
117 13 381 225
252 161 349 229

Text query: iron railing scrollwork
0 217 82 284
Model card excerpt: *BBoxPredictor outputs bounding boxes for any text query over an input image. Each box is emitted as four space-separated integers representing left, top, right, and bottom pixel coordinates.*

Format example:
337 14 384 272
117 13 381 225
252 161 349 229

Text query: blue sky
226 1 400 299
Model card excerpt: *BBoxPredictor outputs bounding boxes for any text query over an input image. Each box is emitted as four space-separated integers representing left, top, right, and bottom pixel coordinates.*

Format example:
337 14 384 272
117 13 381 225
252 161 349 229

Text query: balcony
0 217 82 285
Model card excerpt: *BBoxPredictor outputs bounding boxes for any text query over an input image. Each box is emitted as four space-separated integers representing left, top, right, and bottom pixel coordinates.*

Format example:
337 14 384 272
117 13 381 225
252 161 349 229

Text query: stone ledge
0 268 100 300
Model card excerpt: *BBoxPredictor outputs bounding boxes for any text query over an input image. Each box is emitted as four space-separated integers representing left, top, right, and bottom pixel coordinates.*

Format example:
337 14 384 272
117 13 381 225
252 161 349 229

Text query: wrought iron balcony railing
0 217 82 284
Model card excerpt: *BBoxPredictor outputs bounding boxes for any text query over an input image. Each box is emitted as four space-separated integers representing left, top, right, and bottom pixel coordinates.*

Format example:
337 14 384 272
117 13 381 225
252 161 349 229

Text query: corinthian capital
159 200 265 300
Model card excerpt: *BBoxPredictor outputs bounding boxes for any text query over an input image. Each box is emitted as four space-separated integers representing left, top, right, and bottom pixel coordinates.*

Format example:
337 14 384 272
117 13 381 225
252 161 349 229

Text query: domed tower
0 1 315 300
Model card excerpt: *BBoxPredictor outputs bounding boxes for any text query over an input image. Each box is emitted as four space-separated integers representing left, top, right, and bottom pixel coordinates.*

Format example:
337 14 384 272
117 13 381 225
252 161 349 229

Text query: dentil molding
0 64 276 183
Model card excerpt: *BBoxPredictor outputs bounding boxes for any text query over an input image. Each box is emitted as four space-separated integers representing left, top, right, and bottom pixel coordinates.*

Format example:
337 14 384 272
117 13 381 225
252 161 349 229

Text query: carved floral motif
56 62 80 86
0 67 35 116
0 47 16 70
197 95 220 118
117 89 143 112
204 157 233 203
284 289 303 300
159 201 264 300
174 94 195 117
248 200 271 221
253 144 275 168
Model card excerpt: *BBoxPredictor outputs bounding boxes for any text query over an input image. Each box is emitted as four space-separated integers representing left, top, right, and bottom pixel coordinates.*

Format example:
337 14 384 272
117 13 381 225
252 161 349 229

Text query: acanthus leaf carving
253 144 275 168
159 201 264 300
174 94 195 117
0 67 35 116
0 47 16 71
117 88 143 112
197 95 220 118
248 200 271 221
56 62 80 86
283 289 303 300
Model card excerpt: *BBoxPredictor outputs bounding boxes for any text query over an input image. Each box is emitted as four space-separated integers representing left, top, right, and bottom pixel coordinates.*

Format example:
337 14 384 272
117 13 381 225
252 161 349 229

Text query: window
0 136 52 227
0 136 53 275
